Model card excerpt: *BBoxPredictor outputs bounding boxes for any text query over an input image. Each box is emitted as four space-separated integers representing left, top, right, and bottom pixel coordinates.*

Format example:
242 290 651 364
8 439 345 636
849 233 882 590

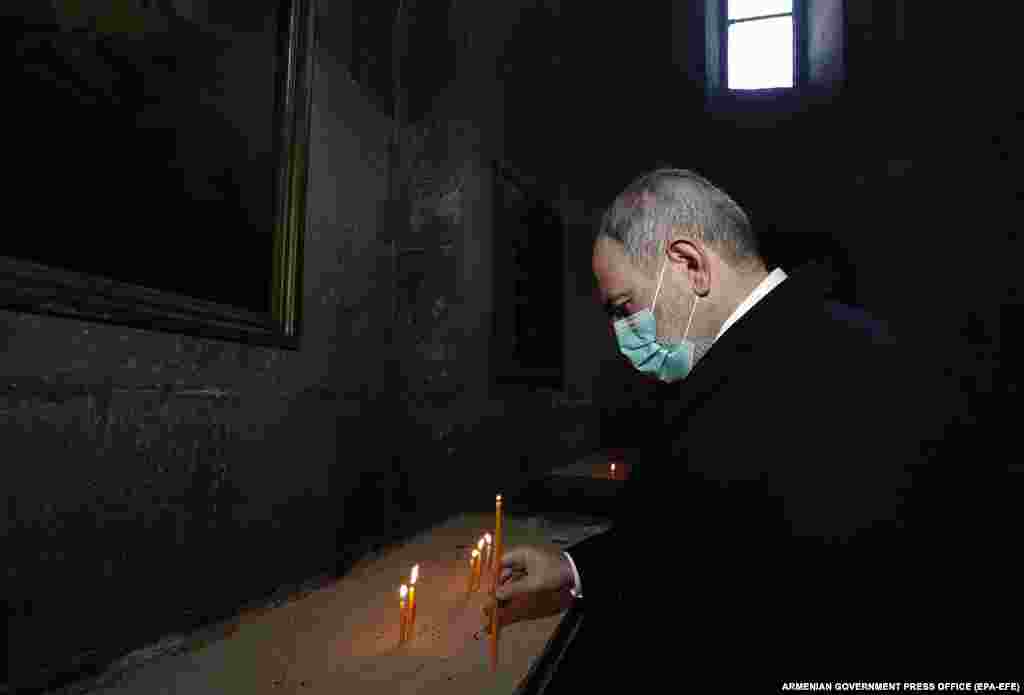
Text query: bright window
727 0 794 89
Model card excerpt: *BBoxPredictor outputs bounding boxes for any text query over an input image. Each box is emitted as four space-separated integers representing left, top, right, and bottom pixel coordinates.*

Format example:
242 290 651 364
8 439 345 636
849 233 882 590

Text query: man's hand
497 545 575 600
480 545 575 632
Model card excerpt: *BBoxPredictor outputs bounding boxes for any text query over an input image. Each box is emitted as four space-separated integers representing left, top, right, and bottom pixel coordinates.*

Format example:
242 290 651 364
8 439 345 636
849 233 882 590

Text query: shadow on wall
349 0 459 122
335 454 417 573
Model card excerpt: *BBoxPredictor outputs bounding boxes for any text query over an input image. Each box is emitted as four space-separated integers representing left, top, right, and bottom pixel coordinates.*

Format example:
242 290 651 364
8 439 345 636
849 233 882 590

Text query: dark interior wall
370 0 603 503
4 1 602 690
502 0 696 432
807 0 844 87
3 2 390 687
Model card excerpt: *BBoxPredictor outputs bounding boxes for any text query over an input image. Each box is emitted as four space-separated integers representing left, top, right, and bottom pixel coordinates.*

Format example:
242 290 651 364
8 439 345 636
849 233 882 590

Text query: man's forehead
593 238 637 298
593 235 626 269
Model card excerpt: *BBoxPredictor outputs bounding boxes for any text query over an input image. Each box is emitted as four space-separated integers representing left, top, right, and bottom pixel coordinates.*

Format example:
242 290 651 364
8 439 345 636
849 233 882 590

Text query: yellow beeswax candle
476 537 486 586
491 495 503 593
490 494 503 672
468 549 479 593
399 584 408 645
484 533 493 572
408 564 419 640
476 549 484 591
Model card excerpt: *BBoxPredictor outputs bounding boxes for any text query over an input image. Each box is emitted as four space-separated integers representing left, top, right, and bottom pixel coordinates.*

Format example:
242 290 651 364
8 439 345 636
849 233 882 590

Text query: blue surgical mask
613 256 703 383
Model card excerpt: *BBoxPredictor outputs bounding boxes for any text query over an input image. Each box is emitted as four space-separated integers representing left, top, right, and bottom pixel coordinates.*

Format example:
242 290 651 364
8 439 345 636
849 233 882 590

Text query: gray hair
597 168 763 272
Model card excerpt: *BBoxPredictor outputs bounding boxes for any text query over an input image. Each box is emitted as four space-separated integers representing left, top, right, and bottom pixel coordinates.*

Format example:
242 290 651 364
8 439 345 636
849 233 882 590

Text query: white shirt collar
714 267 788 342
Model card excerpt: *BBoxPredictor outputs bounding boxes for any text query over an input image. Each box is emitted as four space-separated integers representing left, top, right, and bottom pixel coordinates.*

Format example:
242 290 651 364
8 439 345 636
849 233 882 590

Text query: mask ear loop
653 251 699 342
650 255 668 313
682 291 699 342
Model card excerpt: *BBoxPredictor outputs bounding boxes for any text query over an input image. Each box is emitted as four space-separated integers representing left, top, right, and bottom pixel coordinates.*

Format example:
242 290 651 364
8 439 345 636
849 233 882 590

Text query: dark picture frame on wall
0 0 317 350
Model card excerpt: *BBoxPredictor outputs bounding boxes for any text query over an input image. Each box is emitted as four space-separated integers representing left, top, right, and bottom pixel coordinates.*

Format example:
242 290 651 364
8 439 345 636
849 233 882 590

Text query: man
489 169 1000 687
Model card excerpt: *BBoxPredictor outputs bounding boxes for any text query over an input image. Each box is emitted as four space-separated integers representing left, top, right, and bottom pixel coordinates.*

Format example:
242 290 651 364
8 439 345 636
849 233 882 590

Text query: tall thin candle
492 496 503 593
490 494 503 672
399 584 408 645
408 564 419 642
468 549 479 593
476 537 486 587
476 547 485 591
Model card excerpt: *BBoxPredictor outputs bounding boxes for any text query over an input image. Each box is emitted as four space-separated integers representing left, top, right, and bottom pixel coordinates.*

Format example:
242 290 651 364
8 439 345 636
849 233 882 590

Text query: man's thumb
499 545 522 568
496 575 532 602
496 576 524 602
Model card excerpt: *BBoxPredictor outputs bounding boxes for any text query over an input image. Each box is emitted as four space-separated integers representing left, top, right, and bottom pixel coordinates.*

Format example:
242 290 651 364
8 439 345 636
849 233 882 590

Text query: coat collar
657 261 838 419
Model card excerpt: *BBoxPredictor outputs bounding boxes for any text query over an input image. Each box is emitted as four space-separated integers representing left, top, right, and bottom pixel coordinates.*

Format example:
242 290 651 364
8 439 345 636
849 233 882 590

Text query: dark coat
547 262 1005 691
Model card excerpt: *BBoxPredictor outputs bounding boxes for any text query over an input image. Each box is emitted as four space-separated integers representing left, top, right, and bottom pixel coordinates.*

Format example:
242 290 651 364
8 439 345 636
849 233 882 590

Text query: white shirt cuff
563 551 582 599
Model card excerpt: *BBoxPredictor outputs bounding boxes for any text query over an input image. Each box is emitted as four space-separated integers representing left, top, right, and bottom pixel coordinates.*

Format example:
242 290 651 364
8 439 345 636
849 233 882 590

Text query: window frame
708 0 809 99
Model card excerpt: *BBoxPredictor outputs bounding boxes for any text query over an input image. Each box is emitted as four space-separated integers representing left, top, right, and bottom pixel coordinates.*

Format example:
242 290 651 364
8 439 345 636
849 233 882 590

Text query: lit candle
491 496 503 593
484 533 493 573
399 584 408 645
408 564 419 641
468 549 479 593
477 548 486 591
610 462 616 479
494 496 503 585
490 494 503 672
476 537 486 586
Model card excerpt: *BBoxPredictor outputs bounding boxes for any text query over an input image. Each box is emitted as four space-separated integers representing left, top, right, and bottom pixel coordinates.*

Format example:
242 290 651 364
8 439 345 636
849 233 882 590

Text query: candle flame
400 584 408 599
477 538 485 550
410 564 419 584
496 494 502 503
485 533 492 543
611 463 616 472
472 548 479 558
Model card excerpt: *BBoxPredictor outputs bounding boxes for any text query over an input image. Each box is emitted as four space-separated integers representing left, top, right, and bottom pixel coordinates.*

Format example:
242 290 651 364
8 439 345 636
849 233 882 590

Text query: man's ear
666 237 711 293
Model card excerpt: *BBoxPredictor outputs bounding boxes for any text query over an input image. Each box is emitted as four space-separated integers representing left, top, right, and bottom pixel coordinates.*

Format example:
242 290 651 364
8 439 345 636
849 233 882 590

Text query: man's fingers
501 566 528 585
492 546 533 601
481 597 511 632
496 576 528 602
481 599 499 630
498 546 523 571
